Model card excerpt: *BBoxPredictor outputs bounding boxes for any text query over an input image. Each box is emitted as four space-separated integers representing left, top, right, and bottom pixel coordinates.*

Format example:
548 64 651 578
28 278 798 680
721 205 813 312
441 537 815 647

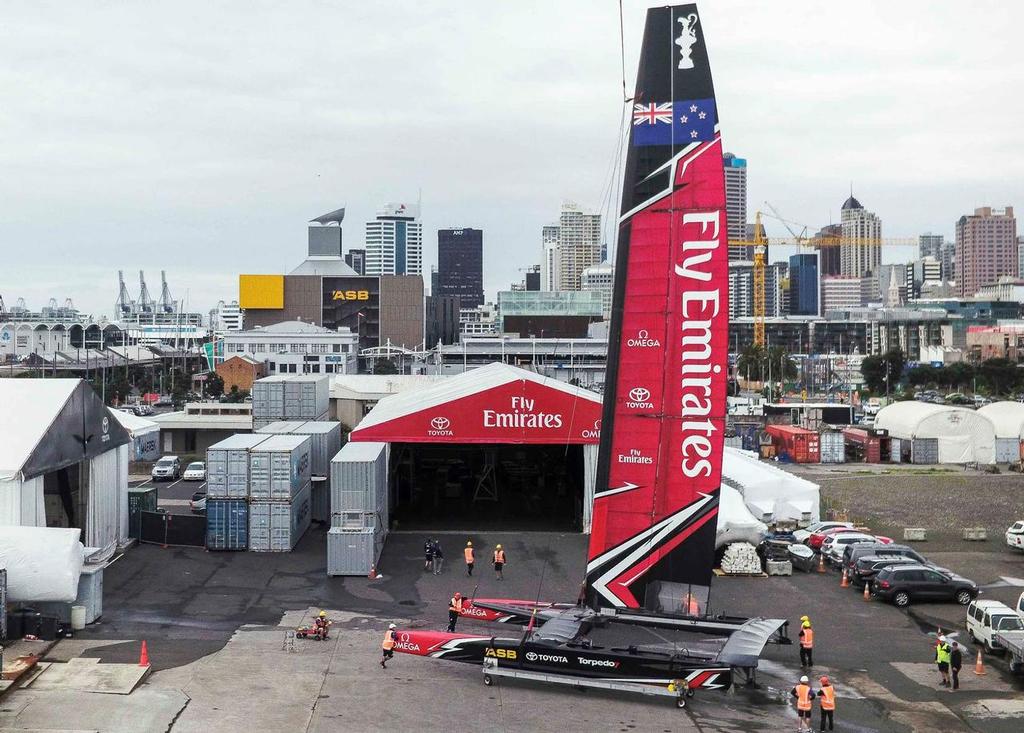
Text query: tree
943 361 975 391
736 345 766 382
906 363 940 388
373 358 399 375
735 344 796 385
977 358 1021 396
767 346 798 382
206 372 225 398
861 348 905 395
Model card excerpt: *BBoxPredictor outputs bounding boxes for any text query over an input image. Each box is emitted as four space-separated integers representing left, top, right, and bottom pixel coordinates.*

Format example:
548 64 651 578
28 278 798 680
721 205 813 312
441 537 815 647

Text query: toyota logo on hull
428 416 454 436
625 386 654 409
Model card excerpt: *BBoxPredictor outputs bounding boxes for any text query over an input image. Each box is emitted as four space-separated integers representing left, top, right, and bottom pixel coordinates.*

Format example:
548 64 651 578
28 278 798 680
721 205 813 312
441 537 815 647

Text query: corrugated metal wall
86 445 128 552
0 475 46 526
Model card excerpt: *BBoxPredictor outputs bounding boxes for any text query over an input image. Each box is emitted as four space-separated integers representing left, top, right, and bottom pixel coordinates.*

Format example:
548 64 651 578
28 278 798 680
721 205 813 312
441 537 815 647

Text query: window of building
332 344 341 353
311 363 321 373
269 361 276 372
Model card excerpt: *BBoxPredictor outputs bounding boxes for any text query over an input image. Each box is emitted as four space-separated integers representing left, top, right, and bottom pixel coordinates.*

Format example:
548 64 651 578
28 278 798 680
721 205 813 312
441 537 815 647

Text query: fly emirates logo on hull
483 396 563 430
675 211 725 480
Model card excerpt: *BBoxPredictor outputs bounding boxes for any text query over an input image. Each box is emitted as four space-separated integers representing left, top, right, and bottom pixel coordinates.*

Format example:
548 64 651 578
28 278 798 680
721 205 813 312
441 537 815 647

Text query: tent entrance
389 442 584 531
42 460 87 532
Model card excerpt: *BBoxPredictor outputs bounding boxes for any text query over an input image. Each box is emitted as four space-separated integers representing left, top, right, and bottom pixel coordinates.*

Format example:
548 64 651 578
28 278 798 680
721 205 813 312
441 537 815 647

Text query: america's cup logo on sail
676 13 699 69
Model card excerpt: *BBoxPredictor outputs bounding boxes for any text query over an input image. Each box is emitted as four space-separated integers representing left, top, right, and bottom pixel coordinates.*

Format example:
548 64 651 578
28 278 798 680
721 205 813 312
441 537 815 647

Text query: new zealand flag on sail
631 98 716 147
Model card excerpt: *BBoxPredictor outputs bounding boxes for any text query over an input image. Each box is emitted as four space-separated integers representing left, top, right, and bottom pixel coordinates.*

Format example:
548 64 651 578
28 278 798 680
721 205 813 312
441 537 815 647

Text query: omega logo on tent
428 416 454 436
581 419 601 440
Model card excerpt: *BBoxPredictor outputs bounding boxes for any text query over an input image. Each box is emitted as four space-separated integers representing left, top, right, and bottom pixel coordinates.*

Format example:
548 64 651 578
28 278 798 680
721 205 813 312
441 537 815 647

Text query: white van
967 599 1024 652
1007 521 1024 551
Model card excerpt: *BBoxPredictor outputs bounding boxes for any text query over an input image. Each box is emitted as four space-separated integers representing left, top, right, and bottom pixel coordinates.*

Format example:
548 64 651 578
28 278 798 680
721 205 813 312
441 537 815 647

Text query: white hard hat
800 675 808 683
389 623 396 629
939 635 946 642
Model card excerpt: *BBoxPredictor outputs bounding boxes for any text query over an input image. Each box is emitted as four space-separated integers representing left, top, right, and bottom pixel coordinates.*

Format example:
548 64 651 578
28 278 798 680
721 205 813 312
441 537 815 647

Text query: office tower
727 261 783 318
344 248 366 275
540 224 560 291
723 153 748 260
919 233 943 261
525 266 541 292
788 253 819 316
955 206 1017 297
1019 236 1024 282
941 240 956 282
581 262 614 319
906 257 941 299
436 227 484 308
814 224 842 277
556 203 602 291
839 195 882 277
364 203 423 276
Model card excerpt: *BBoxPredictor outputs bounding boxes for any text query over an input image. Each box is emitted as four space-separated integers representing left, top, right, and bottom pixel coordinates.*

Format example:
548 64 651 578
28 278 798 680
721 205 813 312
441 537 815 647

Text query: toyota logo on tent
629 387 650 402
431 417 450 430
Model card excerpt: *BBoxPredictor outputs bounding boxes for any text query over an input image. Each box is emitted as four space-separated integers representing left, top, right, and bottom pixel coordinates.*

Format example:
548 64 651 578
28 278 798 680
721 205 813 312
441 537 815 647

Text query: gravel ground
783 464 1024 551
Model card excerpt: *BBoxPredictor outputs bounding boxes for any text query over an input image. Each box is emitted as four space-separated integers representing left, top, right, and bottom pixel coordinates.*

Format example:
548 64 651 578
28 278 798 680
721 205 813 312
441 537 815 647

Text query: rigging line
618 0 628 103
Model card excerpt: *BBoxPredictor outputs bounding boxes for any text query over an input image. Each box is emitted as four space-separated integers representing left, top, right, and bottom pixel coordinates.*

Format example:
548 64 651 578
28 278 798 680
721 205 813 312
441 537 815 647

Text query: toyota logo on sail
626 386 654 409
428 416 454 436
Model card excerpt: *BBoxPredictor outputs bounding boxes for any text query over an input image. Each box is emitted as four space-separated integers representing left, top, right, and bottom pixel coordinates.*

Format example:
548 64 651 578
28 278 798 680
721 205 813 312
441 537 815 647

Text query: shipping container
251 375 288 420
127 486 158 540
310 477 330 523
282 375 330 420
731 422 763 452
249 434 312 500
764 424 820 463
327 525 386 576
207 434 271 499
911 438 939 464
249 483 312 552
818 430 845 464
206 499 249 551
843 428 883 463
330 442 388 517
724 435 743 450
257 420 342 478
995 437 1019 464
890 437 902 463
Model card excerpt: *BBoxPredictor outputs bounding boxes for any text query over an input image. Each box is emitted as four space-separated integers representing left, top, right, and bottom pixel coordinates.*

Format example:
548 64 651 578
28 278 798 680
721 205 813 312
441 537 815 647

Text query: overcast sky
2 1 1022 318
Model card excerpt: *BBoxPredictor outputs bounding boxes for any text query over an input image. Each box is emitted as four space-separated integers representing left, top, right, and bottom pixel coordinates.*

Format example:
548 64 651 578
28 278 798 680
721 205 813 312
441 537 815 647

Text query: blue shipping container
206 499 249 551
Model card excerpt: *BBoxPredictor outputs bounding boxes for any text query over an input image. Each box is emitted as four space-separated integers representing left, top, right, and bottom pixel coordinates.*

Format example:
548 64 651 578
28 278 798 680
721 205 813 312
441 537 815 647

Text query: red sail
586 4 728 609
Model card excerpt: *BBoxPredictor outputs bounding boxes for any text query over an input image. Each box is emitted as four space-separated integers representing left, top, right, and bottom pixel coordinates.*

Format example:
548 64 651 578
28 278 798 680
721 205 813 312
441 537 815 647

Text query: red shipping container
843 428 881 463
765 424 820 463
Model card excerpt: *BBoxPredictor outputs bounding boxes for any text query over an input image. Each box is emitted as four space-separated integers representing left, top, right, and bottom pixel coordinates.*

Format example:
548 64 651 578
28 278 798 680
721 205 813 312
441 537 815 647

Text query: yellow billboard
239 274 284 309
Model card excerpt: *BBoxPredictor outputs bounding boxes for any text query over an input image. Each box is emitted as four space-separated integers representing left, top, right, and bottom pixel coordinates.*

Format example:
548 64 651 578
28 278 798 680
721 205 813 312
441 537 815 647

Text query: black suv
872 565 978 607
852 556 923 588
842 543 929 576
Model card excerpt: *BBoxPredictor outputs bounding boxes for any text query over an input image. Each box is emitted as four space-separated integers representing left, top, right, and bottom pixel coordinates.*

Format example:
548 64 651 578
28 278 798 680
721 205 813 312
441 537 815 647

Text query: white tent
716 483 768 548
978 401 1024 463
875 402 995 464
111 409 161 461
722 447 820 525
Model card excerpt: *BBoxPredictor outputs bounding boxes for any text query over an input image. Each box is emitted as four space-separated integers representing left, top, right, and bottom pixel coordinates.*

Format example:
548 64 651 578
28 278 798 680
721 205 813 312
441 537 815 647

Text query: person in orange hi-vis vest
493 544 506 580
380 623 396 669
684 592 700 616
816 676 836 731
464 541 475 577
790 675 816 732
447 592 463 632
799 615 815 667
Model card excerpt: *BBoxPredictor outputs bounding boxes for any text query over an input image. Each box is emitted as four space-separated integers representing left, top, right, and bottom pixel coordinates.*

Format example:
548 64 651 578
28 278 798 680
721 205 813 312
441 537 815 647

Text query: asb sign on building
349 364 603 445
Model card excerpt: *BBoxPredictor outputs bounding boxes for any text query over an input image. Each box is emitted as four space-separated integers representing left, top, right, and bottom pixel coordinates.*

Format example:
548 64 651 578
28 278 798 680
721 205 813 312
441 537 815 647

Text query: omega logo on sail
674 211 724 479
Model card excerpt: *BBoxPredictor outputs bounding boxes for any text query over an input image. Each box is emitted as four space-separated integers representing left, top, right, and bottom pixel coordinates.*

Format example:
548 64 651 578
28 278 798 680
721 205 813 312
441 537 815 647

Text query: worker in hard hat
313 610 331 641
448 592 463 632
493 544 506 580
381 623 397 669
798 615 814 668
935 635 952 687
816 676 836 731
464 541 475 576
790 674 816 732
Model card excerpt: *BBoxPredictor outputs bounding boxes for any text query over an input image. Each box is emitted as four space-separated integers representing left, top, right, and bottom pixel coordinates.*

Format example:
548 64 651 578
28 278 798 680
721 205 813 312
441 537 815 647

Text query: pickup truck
994 630 1024 674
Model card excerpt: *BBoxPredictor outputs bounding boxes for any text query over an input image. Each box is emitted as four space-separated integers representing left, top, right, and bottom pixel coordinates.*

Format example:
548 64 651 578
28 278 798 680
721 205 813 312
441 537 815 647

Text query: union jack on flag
633 102 673 126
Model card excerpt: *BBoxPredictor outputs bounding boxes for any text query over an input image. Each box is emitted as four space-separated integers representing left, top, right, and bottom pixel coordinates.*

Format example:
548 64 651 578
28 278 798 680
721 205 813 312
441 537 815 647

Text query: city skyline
2 1 1022 316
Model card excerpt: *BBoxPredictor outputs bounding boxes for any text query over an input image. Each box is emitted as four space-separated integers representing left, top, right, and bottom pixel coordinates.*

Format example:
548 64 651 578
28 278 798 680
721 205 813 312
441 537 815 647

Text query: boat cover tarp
715 617 789 668
0 526 85 602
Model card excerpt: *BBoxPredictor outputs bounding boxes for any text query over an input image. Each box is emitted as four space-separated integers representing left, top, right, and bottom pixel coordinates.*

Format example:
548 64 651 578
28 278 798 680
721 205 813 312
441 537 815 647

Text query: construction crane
728 212 917 348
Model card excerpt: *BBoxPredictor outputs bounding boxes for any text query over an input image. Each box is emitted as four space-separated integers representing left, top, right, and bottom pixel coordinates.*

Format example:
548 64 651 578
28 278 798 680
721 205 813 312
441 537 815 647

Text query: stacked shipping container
251 375 330 429
205 434 271 550
257 420 343 523
248 434 313 551
327 442 388 575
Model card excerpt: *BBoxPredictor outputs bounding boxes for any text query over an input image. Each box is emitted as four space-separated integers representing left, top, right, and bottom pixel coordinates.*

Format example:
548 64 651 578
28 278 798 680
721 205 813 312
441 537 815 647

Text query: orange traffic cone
817 554 826 573
138 640 150 667
863 582 871 601
975 649 986 675
840 569 849 588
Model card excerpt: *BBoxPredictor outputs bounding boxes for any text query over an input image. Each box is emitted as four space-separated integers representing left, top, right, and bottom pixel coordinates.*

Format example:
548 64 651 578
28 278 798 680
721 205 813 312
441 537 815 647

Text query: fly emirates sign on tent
349 364 603 445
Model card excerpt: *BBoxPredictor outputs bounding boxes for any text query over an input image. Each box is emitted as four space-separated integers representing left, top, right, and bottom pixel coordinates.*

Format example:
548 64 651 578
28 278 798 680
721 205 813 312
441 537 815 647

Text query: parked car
872 564 978 607
793 521 853 544
967 600 1024 653
822 532 878 565
852 556 930 588
842 543 930 576
1006 521 1024 552
809 525 862 550
151 455 181 481
183 461 206 481
190 491 207 514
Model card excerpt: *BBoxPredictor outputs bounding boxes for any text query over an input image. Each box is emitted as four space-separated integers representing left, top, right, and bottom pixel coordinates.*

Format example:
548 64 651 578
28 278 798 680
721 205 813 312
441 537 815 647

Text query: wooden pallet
713 569 768 578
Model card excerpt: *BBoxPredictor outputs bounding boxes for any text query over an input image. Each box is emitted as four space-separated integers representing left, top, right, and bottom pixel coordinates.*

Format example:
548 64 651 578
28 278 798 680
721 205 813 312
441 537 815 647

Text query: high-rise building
906 257 941 299
728 262 783 319
723 153 748 260
580 262 614 319
821 276 865 313
919 233 943 261
1017 236 1024 285
437 228 484 308
525 266 541 292
839 195 882 277
739 221 767 265
955 206 1017 297
364 203 423 276
814 224 842 277
210 300 244 335
788 254 818 316
556 203 602 291
540 224 560 291
344 248 366 275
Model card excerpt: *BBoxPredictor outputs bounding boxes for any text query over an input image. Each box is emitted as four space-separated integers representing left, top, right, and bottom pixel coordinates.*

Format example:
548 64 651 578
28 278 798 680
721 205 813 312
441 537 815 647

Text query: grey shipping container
724 435 743 450
249 434 312 500
283 375 330 420
890 437 902 463
819 430 846 464
249 483 312 552
911 438 938 464
206 499 249 550
257 420 342 478
995 437 1019 463
127 486 158 540
251 376 288 420
310 477 330 523
327 525 386 576
206 434 271 499
330 442 388 516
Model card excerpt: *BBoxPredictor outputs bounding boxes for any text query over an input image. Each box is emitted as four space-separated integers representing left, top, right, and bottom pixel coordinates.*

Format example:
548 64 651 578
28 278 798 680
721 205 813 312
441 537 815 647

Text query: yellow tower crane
728 209 917 347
